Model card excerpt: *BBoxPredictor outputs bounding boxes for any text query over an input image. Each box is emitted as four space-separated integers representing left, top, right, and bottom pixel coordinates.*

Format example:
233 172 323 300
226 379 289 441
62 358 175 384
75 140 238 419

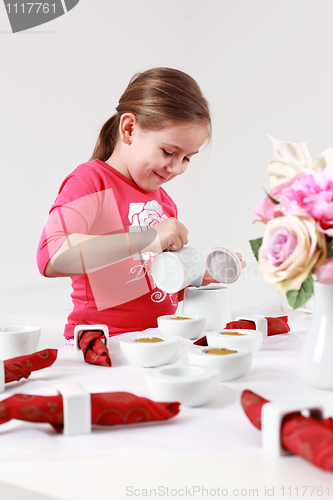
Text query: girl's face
119 121 209 192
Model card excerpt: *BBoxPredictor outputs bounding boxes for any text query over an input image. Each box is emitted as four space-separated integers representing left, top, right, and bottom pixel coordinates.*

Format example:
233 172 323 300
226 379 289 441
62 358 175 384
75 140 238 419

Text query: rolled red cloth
78 329 111 367
0 392 180 431
225 316 290 335
241 389 333 472
4 349 58 383
193 336 208 346
194 316 290 346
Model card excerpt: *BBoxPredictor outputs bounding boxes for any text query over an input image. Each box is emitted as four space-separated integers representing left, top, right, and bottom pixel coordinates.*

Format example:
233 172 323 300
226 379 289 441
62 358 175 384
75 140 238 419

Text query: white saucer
145 364 219 407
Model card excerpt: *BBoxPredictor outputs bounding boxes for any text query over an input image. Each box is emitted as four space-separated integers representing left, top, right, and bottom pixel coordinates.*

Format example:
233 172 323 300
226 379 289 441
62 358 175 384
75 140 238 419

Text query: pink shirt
37 159 178 339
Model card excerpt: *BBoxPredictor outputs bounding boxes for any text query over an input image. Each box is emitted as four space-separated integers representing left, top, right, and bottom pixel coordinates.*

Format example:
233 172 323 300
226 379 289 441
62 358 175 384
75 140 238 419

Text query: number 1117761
280 486 330 497
6 3 56 14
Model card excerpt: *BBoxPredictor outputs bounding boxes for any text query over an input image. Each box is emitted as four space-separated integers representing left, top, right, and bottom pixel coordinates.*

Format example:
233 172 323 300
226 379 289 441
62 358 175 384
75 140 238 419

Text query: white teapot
151 246 241 330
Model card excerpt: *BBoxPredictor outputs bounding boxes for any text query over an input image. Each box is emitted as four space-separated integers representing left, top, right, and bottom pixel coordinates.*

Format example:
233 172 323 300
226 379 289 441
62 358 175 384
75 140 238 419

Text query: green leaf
263 187 280 205
249 237 263 261
286 276 314 309
327 239 333 259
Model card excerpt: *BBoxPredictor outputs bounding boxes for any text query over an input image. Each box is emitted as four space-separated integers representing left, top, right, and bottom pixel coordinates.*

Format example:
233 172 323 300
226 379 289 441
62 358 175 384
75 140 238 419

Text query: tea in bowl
145 364 219 407
206 329 263 352
119 334 178 368
157 315 206 340
0 325 41 360
187 345 252 381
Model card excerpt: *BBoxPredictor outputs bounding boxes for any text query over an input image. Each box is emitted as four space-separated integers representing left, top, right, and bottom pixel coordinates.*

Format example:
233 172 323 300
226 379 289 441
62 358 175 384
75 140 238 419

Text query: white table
0 302 332 500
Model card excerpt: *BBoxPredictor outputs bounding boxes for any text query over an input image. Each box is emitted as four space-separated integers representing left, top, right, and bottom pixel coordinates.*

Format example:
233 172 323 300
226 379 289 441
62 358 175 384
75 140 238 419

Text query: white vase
298 282 333 390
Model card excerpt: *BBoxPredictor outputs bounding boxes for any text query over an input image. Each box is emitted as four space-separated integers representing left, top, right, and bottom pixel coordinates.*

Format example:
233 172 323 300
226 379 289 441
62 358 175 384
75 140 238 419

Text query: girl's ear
119 113 137 145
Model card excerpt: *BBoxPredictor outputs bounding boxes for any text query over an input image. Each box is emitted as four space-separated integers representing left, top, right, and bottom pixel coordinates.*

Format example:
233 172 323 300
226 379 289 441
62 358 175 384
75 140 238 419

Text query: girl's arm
44 217 188 277
44 230 156 277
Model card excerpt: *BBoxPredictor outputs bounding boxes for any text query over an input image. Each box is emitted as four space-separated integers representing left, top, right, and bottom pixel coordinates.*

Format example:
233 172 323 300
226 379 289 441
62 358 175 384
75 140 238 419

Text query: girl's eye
183 156 190 162
163 149 173 157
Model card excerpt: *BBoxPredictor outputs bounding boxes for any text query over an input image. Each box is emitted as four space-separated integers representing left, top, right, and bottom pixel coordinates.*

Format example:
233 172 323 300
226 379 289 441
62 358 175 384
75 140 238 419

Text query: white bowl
119 334 178 368
187 346 252 381
206 329 263 352
157 314 206 339
0 325 41 360
145 364 219 407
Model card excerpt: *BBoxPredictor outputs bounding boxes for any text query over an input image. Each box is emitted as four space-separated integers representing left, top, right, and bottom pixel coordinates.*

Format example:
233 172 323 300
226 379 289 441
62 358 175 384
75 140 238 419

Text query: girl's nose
166 158 182 175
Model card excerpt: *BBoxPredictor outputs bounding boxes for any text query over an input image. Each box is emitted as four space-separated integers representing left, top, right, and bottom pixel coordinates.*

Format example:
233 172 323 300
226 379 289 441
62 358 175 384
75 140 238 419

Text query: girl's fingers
154 218 188 252
235 252 246 269
168 236 183 251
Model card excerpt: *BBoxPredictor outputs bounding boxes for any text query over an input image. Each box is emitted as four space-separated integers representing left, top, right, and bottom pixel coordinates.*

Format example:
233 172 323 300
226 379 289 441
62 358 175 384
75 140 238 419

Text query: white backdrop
1 0 333 313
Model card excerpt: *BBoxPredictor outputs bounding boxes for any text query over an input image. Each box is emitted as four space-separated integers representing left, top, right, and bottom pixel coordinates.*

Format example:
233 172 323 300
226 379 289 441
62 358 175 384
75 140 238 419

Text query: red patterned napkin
77 327 111 367
241 390 333 472
194 316 290 346
4 349 58 383
0 392 180 431
193 336 208 346
225 316 290 335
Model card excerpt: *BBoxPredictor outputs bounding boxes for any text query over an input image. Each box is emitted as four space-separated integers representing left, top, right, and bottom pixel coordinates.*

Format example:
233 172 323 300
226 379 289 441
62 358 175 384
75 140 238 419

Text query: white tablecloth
0 303 332 500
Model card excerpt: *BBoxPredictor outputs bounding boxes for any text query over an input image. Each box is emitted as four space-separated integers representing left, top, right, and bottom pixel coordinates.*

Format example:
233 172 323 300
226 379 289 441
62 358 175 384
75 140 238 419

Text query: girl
37 67 242 344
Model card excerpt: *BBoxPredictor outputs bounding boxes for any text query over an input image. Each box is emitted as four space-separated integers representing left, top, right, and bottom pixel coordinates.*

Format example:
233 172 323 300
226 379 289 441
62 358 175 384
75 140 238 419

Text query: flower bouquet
250 136 333 309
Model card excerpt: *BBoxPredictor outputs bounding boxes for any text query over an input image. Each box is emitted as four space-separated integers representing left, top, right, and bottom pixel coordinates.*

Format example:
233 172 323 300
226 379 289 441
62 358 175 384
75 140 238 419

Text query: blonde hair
90 67 211 162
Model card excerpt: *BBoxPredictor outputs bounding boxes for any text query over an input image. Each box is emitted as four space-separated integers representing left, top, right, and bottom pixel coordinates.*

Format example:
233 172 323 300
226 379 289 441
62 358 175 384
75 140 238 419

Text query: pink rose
254 197 276 222
265 229 298 265
315 257 333 285
259 215 327 292
254 172 307 222
278 166 333 236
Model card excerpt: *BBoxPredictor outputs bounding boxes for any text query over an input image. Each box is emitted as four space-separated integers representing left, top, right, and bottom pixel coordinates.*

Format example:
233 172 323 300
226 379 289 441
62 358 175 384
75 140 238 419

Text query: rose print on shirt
127 201 176 306
128 200 168 229
128 201 167 262
128 200 168 231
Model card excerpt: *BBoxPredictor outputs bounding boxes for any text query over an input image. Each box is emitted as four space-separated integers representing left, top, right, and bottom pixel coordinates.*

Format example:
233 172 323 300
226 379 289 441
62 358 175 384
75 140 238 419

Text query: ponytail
90 113 120 162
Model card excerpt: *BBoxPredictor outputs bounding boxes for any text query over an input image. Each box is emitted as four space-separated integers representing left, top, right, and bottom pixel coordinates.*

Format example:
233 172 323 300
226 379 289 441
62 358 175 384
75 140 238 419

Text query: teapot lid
205 247 241 284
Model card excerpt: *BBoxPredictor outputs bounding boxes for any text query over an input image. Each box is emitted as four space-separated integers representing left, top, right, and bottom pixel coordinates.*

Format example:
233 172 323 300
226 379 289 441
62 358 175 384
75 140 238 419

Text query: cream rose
258 215 327 293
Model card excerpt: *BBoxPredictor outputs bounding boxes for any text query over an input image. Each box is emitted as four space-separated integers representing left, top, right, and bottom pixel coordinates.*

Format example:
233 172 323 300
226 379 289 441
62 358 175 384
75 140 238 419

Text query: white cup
183 285 231 330
0 325 41 360
205 247 241 284
151 246 205 293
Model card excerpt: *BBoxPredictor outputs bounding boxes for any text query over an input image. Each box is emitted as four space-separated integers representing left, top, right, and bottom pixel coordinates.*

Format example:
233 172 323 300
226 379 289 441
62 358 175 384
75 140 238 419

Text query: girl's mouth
154 172 170 183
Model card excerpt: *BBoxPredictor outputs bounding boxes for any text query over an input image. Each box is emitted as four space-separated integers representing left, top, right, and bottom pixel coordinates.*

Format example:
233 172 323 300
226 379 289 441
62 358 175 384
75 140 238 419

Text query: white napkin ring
261 400 324 456
235 315 268 337
58 382 91 436
74 324 109 354
0 360 4 393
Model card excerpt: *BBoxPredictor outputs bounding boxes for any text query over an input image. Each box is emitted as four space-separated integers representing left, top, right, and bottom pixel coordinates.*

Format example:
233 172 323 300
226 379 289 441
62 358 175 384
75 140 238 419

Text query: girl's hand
235 252 246 269
235 252 246 270
200 252 246 286
148 217 188 253
201 269 219 287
